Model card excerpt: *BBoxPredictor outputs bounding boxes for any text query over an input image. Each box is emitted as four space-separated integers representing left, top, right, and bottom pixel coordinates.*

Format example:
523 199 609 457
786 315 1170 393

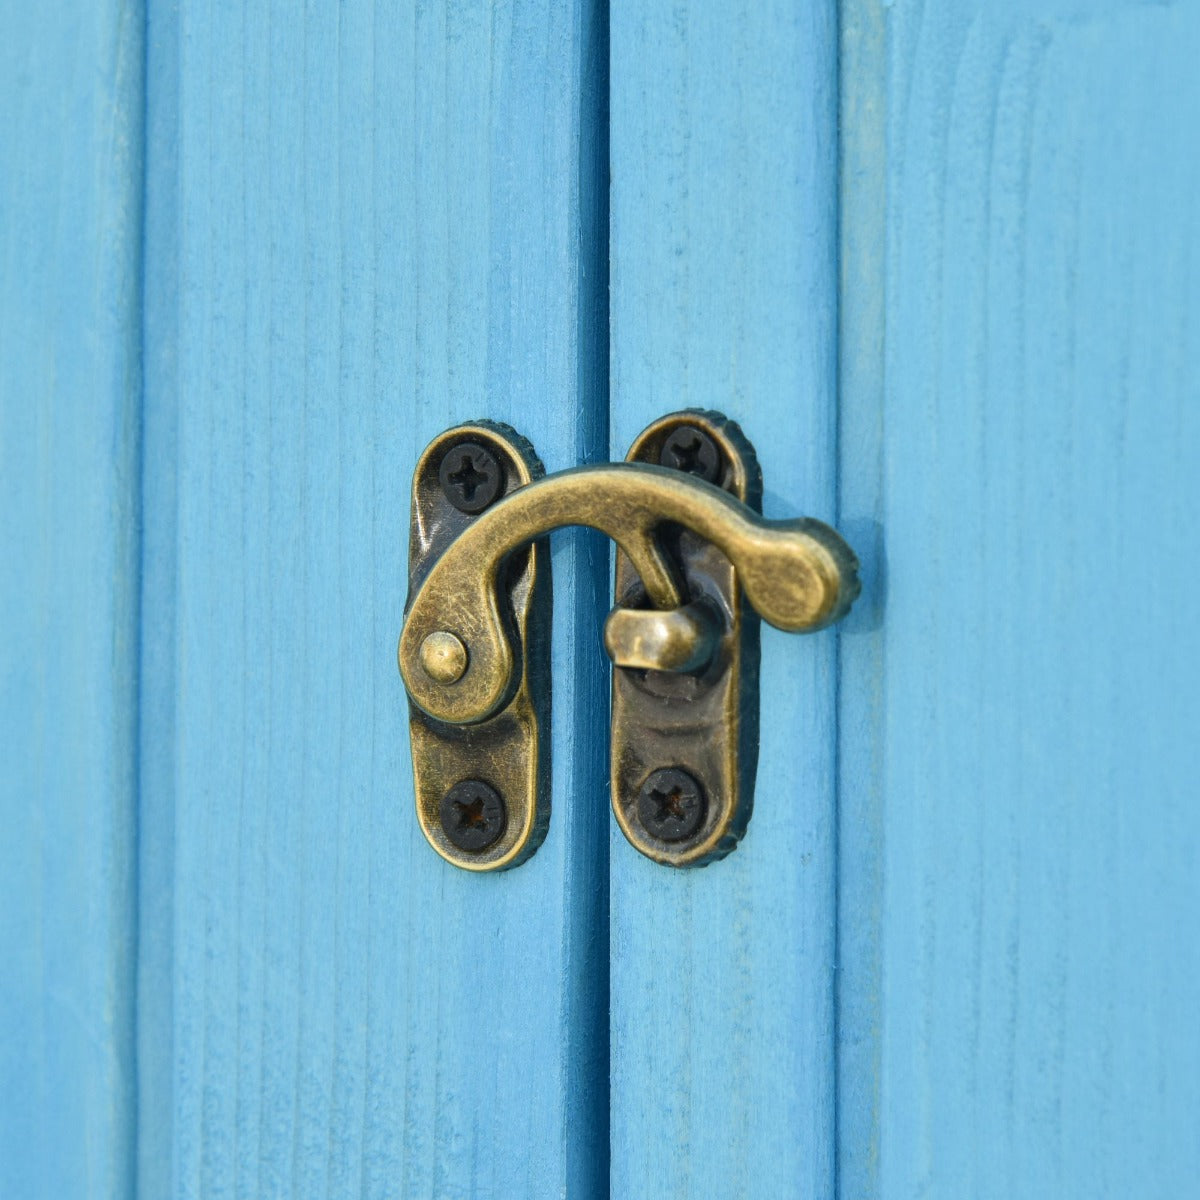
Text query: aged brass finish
399 464 855 726
612 412 763 865
403 422 551 872
399 411 860 872
418 630 469 684
603 602 719 674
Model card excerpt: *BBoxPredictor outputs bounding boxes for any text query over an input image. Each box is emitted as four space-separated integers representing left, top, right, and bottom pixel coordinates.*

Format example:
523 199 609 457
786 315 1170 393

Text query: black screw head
659 426 722 484
440 779 506 852
637 767 706 843
439 442 505 513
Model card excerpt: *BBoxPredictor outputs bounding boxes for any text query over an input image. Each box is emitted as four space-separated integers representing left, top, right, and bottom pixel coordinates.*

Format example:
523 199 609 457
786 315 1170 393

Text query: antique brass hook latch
398 411 859 870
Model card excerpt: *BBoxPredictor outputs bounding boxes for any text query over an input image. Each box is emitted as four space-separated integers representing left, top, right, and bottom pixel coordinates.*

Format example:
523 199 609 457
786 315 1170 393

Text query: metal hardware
402 421 551 872
659 425 721 483
440 779 507 852
604 601 719 674
399 411 859 871
438 441 505 513
637 767 706 843
611 411 759 865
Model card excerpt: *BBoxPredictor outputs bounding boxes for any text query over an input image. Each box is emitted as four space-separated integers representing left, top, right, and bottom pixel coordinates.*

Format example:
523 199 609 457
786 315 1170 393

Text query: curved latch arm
399 461 856 726
398 412 859 871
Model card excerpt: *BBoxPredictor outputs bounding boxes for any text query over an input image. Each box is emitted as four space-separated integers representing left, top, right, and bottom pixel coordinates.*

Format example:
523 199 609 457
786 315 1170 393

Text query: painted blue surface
6 1 1200 1197
609 4 840 1197
0 2 143 1196
135 1 609 1196
838 2 1200 1196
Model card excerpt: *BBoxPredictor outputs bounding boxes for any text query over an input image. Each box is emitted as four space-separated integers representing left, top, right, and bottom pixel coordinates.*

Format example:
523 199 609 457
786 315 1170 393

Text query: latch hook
398 411 858 870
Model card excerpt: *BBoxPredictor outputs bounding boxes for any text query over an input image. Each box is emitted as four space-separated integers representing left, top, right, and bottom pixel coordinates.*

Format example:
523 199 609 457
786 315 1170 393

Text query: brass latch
398 411 859 870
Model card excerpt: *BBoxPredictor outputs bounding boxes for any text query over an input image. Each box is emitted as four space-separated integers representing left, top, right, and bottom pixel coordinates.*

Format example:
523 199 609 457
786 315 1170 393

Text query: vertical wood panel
0 2 143 1196
836 3 887 1196
609 3 840 1196
138 1 610 1194
838 2 1200 1195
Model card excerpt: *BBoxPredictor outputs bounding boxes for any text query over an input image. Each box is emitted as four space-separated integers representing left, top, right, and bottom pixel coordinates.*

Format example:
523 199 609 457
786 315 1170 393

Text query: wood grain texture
138 2 610 1196
836 3 888 1196
609 3 840 1196
837 2 1200 1196
0 2 143 1196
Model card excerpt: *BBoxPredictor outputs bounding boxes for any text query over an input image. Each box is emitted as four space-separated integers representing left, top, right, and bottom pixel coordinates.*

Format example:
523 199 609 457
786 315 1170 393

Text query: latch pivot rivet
419 630 468 684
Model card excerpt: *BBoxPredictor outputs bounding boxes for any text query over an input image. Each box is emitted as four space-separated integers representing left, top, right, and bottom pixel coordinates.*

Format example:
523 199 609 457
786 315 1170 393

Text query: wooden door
4 2 1199 1198
836 5 1200 1196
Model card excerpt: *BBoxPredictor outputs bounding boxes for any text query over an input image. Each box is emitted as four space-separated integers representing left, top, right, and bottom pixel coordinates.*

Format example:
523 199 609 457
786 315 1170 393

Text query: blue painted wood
837 2 1200 1196
609 4 840 1196
10 5 1194 1196
137 2 609 1196
0 2 143 1196
136 2 182 1193
836 5 887 1196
